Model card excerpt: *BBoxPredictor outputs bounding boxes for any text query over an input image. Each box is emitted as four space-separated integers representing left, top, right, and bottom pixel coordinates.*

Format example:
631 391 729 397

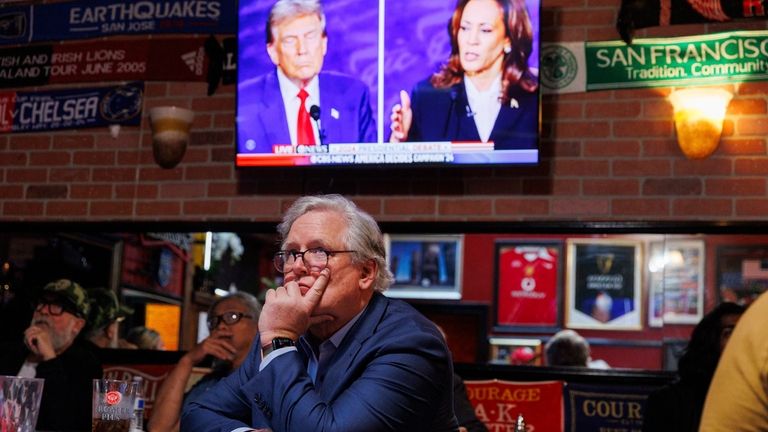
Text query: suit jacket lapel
319 293 387 400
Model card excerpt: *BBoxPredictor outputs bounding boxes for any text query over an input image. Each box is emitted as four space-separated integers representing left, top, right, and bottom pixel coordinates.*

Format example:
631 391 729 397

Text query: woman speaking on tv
389 0 538 150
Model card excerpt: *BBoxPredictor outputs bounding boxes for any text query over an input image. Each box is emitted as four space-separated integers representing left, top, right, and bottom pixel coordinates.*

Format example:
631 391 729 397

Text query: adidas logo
181 51 198 72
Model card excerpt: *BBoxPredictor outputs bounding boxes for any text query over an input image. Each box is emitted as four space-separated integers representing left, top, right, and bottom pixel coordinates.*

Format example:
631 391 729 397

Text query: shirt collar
276 67 320 101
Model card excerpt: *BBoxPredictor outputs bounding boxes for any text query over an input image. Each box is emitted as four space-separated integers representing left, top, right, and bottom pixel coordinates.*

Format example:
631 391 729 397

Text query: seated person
181 194 458 431
646 302 745 432
544 329 609 368
0 279 102 432
126 326 165 350
148 292 261 432
85 287 134 349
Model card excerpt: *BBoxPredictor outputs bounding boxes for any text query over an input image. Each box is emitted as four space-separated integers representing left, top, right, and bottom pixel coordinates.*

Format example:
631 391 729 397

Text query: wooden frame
716 244 768 305
566 238 643 330
384 234 463 300
647 239 705 327
493 240 563 333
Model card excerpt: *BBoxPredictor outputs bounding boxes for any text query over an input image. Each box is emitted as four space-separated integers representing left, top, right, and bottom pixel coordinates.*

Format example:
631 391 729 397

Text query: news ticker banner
0 81 144 133
0 0 235 46
0 38 210 89
564 383 656 432
541 30 768 94
465 380 564 431
236 142 538 166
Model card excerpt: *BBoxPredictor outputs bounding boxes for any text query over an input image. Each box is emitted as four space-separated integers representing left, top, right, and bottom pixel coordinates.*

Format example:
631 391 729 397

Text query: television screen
236 0 540 167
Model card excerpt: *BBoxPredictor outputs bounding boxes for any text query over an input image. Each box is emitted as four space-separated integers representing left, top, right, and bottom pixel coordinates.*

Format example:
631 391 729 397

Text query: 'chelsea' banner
0 82 144 133
541 30 768 94
0 0 235 46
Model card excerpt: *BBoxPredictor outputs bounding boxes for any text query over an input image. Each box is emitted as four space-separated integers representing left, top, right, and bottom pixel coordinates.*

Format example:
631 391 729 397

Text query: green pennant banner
541 30 768 94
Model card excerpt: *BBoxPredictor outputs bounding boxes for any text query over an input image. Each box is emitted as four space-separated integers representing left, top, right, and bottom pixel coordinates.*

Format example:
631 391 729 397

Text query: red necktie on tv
296 88 315 145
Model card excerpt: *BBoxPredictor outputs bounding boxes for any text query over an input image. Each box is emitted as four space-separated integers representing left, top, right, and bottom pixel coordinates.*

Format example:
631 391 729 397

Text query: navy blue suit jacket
181 292 458 432
407 78 538 150
238 70 377 153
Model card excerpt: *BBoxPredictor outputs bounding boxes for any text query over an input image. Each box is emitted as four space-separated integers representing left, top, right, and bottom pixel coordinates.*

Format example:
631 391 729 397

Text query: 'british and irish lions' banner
541 30 768 94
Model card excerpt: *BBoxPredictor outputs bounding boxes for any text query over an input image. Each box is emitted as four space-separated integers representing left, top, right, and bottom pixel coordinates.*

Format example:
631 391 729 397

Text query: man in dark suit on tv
238 0 377 154
181 194 458 431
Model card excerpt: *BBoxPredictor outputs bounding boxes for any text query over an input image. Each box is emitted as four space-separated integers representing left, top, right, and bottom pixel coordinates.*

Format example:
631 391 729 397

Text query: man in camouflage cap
0 278 102 432
87 287 134 349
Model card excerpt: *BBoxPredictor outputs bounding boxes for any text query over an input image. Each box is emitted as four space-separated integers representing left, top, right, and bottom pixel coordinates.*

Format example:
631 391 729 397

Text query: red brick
74 151 117 165
583 140 640 157
93 168 137 182
612 199 670 216
30 152 71 166
139 167 184 181
438 199 492 216
706 178 766 196
736 118 768 135
674 199 732 217
3 201 44 216
585 101 642 119
0 152 27 165
720 139 766 155
736 199 768 216
191 97 235 112
384 199 437 215
136 201 182 216
183 200 230 215
71 184 112 199
185 165 233 180
552 199 610 216
159 183 207 199
613 160 671 176
229 199 282 217
10 135 51 150
553 121 611 139
6 168 47 182
90 201 134 217
50 168 90 182
729 98 767 115
560 9 614 26
553 159 610 176
614 120 673 138
116 184 158 199
643 178 701 196
495 199 550 215
674 159 733 176
584 179 640 196
53 135 94 149
27 185 68 199
0 185 23 199
46 201 88 217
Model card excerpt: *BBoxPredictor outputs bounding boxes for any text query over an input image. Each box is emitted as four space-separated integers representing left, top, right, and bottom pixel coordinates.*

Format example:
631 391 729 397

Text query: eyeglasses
207 311 254 331
273 248 355 273
35 302 72 317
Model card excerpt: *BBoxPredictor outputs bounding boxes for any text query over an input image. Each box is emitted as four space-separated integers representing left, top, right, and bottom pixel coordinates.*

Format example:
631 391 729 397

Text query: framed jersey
493 240 563 332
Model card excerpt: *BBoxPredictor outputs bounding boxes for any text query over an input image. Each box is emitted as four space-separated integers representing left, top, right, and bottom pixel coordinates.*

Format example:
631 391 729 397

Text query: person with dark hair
643 301 745 432
182 194 457 431
148 292 261 432
389 0 538 150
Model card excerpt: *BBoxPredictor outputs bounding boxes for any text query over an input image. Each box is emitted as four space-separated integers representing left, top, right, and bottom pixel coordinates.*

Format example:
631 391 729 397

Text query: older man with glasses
0 278 103 432
183 194 458 432
149 292 261 432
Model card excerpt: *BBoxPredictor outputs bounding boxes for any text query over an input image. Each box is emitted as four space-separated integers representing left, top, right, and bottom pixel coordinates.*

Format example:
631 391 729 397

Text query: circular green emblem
540 45 578 90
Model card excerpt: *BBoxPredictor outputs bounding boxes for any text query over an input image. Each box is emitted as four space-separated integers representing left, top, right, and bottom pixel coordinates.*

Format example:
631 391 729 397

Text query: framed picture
488 337 543 366
493 240 563 333
647 240 705 327
566 238 643 330
384 234 463 300
716 244 768 305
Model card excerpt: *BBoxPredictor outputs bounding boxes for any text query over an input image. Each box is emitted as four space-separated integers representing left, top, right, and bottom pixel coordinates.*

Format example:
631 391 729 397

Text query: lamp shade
668 88 732 159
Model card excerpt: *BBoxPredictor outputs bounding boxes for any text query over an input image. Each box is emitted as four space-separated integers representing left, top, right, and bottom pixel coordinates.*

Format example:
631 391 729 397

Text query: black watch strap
262 337 296 357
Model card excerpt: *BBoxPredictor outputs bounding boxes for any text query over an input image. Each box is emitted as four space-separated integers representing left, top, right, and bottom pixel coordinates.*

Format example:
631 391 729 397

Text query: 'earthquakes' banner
541 30 768 94
0 82 144 133
564 383 655 432
465 379 564 431
0 0 235 46
0 38 209 89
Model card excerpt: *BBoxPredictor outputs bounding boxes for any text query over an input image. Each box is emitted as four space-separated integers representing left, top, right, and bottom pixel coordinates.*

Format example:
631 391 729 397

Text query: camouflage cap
88 287 134 330
39 279 90 318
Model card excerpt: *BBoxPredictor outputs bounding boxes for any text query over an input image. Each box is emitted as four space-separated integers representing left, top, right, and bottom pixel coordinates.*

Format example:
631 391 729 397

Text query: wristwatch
262 337 296 357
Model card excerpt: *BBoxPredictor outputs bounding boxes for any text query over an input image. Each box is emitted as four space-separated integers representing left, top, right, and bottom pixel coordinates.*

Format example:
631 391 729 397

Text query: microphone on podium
309 105 325 145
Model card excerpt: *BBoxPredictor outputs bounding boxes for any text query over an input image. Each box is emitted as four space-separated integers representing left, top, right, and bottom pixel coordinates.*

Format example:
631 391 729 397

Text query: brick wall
1 1 767 222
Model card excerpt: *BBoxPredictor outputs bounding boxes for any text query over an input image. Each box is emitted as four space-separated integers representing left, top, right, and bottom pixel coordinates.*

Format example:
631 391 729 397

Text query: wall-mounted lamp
149 106 194 169
668 88 732 159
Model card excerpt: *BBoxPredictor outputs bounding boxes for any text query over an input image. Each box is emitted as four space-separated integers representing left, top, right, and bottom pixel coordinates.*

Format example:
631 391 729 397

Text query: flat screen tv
236 0 541 167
